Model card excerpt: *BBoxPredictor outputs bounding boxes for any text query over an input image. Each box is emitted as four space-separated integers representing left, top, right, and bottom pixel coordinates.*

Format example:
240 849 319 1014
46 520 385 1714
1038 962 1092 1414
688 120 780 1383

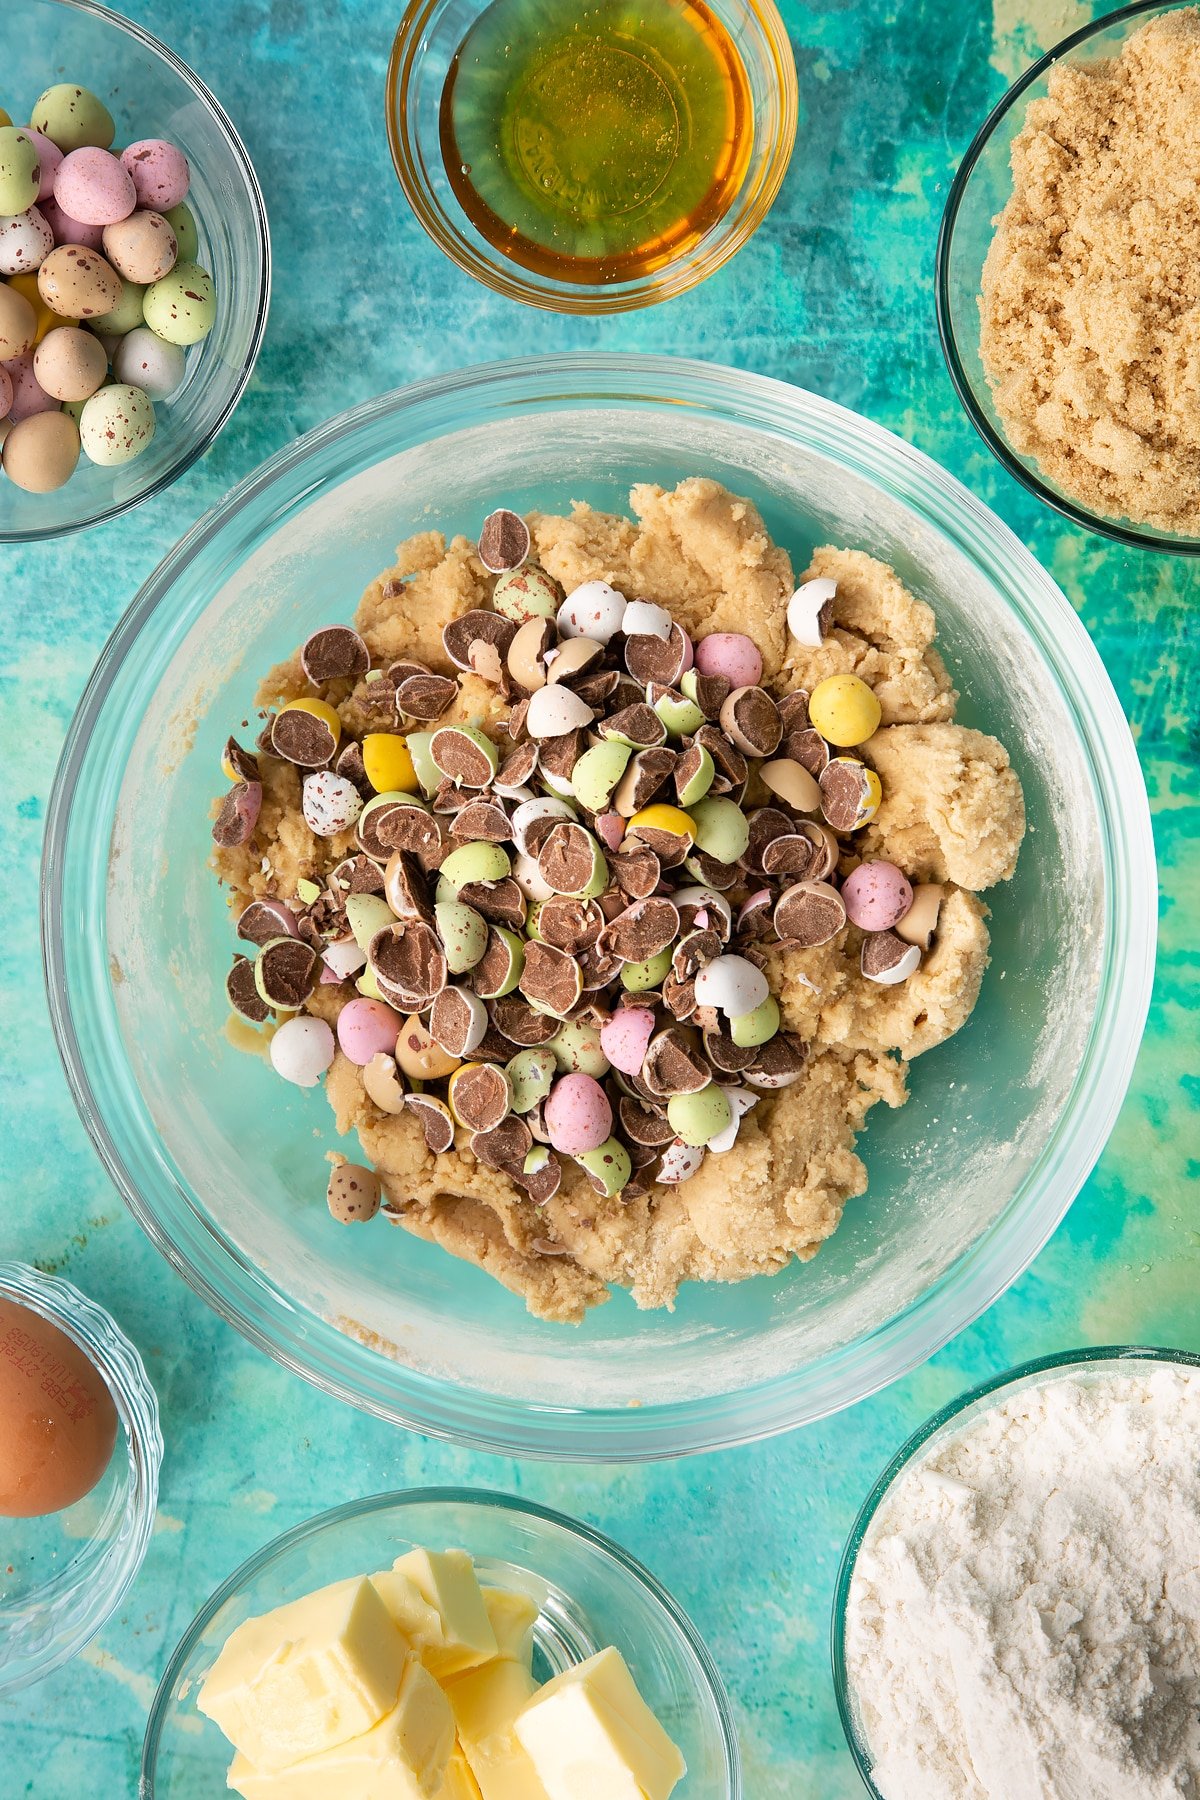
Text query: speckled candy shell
54 147 136 227
78 382 156 466
0 206 54 275
2 350 58 421
121 139 190 211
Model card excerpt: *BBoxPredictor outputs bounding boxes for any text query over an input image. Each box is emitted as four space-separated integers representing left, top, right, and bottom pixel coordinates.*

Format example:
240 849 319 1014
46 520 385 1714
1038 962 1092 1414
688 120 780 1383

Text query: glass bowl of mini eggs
0 0 269 541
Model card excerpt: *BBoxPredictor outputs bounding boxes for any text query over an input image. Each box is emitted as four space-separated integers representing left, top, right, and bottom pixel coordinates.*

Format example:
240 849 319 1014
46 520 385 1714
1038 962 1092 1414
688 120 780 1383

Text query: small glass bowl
0 0 270 543
936 0 1200 553
0 1262 162 1692
386 0 797 312
831 1345 1200 1796
141 1486 741 1797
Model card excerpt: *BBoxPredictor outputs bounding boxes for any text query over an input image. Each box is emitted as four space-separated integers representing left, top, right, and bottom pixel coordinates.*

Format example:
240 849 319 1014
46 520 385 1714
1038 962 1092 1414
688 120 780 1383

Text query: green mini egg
0 125 41 213
621 947 674 992
78 382 156 467
90 278 145 338
439 842 512 892
549 1019 610 1077
164 200 200 263
729 995 780 1048
345 893 396 953
506 1047 557 1113
404 730 440 798
675 744 715 807
667 1085 733 1148
573 1136 632 1197
571 742 631 814
143 261 216 346
435 900 489 974
653 690 705 738
473 926 525 999
31 83 115 151
688 796 751 864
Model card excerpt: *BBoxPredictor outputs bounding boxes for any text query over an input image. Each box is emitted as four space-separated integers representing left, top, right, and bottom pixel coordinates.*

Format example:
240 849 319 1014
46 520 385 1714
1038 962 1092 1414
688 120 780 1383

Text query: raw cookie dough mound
864 723 1025 890
210 480 1025 1323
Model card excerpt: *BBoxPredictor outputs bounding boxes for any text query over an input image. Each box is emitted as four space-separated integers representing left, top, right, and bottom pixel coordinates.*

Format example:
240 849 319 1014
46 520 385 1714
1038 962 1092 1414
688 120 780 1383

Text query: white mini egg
862 940 922 986
512 851 556 902
557 579 627 643
0 205 54 274
622 599 672 640
511 796 576 856
671 885 734 940
112 324 185 400
525 683 595 738
270 1015 335 1087
707 1089 759 1154
787 577 837 648
322 936 367 980
657 1140 705 1184
693 954 769 1017
302 770 363 838
78 382 155 466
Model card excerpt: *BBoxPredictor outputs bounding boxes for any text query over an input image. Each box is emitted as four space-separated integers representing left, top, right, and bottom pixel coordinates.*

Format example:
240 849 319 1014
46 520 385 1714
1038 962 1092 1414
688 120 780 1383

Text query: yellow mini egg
362 733 418 795
627 803 698 840
6 271 77 344
278 697 341 745
807 674 882 747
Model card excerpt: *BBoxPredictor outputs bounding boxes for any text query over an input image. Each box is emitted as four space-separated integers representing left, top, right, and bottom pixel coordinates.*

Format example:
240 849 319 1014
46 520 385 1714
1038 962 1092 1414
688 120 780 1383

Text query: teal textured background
3 1 1198 1793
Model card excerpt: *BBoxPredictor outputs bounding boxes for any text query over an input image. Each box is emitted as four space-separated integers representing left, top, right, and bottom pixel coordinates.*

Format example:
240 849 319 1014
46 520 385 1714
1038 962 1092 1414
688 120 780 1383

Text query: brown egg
102 210 177 285
2 411 81 493
34 325 108 401
37 244 122 319
0 1297 118 1516
0 279 37 358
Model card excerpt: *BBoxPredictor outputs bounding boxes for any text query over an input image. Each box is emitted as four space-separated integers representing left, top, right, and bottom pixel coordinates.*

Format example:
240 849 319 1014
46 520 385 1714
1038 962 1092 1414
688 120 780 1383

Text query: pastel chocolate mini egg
0 1295 118 1517
30 84 115 153
0 205 54 275
78 382 156 465
22 128 63 202
2 410 79 492
121 139 190 211
693 953 769 1017
841 859 914 933
599 1005 656 1076
90 276 145 337
37 243 121 317
557 579 627 643
337 997 402 1066
0 126 41 214
2 349 58 420
326 1162 381 1224
142 260 215 345
102 209 177 284
694 632 762 688
0 365 10 414
269 1015 335 1087
40 194 104 250
163 199 199 261
0 280 36 357
111 324 185 400
544 1072 612 1154
54 146 135 226
34 324 107 400
7 270 78 342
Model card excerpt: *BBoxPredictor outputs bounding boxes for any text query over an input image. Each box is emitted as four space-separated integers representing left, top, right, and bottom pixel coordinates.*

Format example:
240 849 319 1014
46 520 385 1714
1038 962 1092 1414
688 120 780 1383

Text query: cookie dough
213 479 1025 1323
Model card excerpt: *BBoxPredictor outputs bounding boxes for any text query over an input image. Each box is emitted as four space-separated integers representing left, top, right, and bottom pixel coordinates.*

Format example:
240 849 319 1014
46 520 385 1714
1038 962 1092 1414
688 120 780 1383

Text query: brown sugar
979 9 1200 534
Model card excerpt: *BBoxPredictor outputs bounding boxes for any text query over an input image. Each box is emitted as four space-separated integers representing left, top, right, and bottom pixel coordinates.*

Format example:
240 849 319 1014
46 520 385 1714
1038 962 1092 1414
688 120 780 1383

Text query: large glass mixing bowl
43 354 1155 1460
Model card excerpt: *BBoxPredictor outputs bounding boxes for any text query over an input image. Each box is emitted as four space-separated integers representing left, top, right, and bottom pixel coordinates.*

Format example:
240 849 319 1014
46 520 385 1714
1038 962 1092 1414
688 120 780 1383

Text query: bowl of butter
141 1485 740 1798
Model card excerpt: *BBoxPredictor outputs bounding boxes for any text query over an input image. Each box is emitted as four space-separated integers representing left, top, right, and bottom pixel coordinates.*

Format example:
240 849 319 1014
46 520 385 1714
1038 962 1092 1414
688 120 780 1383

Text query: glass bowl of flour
834 1346 1200 1800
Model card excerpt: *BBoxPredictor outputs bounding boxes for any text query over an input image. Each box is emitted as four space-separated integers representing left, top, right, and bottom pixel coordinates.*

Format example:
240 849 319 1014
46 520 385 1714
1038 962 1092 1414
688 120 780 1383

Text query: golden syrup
440 0 754 285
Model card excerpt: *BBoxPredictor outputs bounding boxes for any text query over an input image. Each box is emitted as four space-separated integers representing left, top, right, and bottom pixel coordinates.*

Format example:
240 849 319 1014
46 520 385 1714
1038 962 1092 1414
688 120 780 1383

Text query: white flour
845 1365 1200 1799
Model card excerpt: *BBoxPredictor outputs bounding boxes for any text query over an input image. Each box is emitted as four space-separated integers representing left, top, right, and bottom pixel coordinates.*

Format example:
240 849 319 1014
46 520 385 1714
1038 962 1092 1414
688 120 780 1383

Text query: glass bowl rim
139 1482 742 1795
42 350 1157 1461
384 0 799 314
0 0 272 546
0 1259 163 1692
830 1343 1200 1793
935 0 1200 555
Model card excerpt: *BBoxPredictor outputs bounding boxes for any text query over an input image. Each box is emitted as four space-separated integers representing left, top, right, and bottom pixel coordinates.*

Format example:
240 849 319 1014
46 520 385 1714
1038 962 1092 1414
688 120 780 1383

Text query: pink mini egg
594 811 626 853
599 1007 656 1077
41 195 104 250
54 147 136 226
841 860 914 932
121 139 190 211
23 129 63 202
544 1072 613 1155
0 366 12 415
694 632 763 688
337 997 402 1066
3 351 58 421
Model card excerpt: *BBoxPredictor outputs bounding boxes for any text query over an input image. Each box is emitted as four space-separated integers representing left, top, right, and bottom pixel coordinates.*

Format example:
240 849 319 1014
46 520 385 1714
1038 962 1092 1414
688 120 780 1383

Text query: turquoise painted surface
2 0 1197 1793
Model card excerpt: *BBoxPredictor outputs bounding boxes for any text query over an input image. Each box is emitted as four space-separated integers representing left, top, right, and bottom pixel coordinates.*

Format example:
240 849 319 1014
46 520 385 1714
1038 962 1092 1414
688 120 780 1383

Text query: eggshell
121 139 190 211
841 860 914 932
34 325 107 400
0 1296 118 1517
599 1006 656 1076
2 409 78 491
621 599 672 639
544 1072 613 1154
110 323 183 400
102 209 177 284
269 1015 335 1087
78 382 156 465
557 579 627 643
54 146 136 227
40 194 104 250
693 954 769 1017
657 1140 704 1184
0 280 36 357
0 205 54 274
694 632 763 688
787 577 837 648
337 997 403 1066
2 350 58 420
525 683 594 737
38 244 122 317
22 128 63 201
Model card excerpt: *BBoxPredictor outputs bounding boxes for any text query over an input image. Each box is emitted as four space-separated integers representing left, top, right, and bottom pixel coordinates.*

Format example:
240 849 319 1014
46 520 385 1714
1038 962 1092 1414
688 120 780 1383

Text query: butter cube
438 1744 484 1799
481 1587 538 1669
446 1658 551 1800
226 1654 454 1800
198 1577 408 1770
371 1567 447 1656
391 1548 498 1679
514 1647 686 1800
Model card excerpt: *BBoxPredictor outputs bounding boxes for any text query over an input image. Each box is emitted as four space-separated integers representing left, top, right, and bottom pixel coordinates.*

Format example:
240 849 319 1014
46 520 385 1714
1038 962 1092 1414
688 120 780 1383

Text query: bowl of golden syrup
388 0 797 311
